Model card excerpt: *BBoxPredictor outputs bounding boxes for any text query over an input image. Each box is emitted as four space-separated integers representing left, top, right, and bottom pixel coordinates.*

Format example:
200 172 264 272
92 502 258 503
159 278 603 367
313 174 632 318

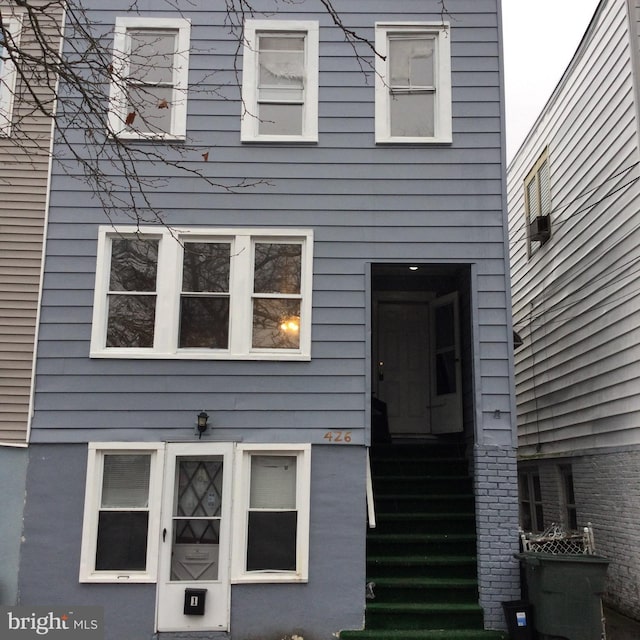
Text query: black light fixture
197 411 209 439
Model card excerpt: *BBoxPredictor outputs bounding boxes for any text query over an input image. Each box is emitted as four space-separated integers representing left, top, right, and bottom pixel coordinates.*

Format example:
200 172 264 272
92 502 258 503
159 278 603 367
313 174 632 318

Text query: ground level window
560 465 578 530
232 444 311 582
519 470 544 532
80 443 164 582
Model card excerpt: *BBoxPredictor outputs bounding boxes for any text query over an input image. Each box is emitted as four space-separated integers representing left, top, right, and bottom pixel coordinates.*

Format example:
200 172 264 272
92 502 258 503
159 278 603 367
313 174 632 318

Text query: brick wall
474 444 521 629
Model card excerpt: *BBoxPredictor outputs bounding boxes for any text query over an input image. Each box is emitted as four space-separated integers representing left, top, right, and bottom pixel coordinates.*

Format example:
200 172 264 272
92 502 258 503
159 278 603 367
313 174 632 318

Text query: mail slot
184 588 207 615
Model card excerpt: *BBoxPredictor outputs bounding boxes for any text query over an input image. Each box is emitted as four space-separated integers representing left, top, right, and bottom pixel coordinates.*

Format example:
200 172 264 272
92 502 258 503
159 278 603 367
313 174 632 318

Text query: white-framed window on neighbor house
109 17 190 139
525 148 551 254
375 22 452 144
241 20 319 142
79 443 165 583
232 444 311 583
0 13 23 136
90 226 313 360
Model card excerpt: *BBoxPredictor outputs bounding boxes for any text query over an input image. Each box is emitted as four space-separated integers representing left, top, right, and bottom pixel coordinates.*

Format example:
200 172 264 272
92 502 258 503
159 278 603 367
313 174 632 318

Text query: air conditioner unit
529 215 551 242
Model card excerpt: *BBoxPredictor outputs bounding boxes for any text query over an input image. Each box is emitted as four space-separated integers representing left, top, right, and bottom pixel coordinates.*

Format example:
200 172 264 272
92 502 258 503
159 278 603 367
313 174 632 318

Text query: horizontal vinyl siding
0 2 60 445
507 0 640 455
32 0 513 444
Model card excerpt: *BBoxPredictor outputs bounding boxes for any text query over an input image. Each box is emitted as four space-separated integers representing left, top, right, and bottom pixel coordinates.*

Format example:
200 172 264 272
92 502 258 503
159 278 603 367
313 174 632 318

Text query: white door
376 299 431 437
156 443 233 632
430 292 463 433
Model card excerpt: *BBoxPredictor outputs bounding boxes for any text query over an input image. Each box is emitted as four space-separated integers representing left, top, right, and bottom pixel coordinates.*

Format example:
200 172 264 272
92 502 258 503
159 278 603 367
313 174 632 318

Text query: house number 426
323 431 352 443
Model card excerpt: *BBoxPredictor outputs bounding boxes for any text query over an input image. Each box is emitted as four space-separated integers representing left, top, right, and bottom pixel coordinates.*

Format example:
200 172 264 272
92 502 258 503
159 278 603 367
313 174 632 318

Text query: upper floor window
241 20 319 142
375 22 452 144
109 17 190 139
0 13 22 136
525 149 551 253
90 226 313 360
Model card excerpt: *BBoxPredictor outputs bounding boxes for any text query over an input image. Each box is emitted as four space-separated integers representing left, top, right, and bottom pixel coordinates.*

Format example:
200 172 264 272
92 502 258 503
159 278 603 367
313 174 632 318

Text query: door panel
156 443 233 632
431 292 463 433
376 300 430 436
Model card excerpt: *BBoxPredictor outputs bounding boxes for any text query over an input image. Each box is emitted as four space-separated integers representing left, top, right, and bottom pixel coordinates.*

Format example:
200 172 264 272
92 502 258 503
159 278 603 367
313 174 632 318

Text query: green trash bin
516 552 609 640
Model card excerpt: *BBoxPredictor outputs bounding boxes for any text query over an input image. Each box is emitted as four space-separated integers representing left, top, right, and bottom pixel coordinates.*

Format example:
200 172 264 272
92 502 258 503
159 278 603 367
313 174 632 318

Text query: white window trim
231 443 311 583
109 16 190 140
241 19 319 143
374 22 452 144
90 226 314 360
0 13 23 136
79 442 165 583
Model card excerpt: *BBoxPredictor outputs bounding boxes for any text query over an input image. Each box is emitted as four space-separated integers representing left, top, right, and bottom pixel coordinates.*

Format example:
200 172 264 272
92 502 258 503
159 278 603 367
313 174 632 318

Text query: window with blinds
525 149 552 252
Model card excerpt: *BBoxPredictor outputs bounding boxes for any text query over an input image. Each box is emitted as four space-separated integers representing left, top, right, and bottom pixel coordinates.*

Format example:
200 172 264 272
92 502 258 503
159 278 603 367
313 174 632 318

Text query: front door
375 296 431 437
156 443 233 632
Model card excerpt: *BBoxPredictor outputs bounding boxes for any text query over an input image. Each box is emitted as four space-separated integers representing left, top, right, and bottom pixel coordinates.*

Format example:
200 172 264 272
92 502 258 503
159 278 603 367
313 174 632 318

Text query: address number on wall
323 431 352 443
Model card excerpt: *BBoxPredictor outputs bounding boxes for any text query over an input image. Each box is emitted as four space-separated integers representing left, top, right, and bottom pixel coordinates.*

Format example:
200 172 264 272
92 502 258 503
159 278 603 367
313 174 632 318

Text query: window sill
79 572 157 584
241 135 318 144
375 135 453 145
231 572 308 584
89 349 311 361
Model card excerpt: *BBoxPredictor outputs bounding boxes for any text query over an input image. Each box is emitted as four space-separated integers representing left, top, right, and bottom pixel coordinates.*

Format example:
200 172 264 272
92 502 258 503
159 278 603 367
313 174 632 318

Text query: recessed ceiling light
409 266 419 271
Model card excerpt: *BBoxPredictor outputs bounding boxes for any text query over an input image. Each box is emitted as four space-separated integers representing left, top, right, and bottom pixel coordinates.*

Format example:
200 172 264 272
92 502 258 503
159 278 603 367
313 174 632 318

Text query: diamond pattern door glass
171 457 223 581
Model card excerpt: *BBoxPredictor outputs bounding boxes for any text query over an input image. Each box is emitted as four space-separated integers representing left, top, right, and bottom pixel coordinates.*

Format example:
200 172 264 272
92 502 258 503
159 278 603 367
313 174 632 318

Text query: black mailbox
184 588 207 615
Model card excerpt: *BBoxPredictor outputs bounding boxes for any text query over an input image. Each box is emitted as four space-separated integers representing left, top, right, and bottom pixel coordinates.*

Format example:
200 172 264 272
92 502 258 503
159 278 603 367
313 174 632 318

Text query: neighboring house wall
18 0 519 636
508 0 640 620
0 1 60 604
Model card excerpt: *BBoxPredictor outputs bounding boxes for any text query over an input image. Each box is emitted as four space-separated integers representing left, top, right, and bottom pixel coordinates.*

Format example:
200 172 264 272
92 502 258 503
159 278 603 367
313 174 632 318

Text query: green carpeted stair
340 442 507 640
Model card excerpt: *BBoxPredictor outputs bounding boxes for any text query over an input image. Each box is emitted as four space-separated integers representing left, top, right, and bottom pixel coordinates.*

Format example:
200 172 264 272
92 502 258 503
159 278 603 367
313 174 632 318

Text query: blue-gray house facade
17 1 520 638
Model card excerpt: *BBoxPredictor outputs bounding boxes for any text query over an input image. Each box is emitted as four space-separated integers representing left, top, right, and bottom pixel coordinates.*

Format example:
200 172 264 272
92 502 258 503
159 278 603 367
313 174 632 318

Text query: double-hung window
525 149 552 253
518 470 544 533
375 23 452 144
79 443 164 582
90 226 313 359
0 12 22 136
241 20 319 142
109 17 190 139
232 444 311 583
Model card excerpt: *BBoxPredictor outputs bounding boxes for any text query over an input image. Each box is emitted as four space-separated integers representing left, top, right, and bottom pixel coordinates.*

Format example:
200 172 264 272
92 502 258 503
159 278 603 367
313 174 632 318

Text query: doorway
372 264 467 440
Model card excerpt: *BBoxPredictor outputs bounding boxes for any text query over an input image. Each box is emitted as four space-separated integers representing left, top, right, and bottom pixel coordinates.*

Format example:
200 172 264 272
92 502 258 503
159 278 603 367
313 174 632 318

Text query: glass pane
539 160 551 216
535 505 544 531
258 103 303 136
260 36 305 51
106 294 156 347
179 297 229 348
246 511 297 571
252 299 301 349
174 519 220 545
435 304 454 349
95 511 148 570
101 454 151 508
254 243 302 294
532 474 542 502
390 92 434 138
518 473 530 501
250 456 296 509
435 351 456 395
109 238 158 292
176 459 224 517
128 29 176 84
527 177 539 221
126 83 173 134
182 243 230 293
389 37 434 87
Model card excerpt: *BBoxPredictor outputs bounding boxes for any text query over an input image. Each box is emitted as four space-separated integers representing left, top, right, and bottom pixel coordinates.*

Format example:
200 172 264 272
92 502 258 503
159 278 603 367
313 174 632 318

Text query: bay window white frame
241 19 319 143
375 22 452 144
90 226 314 360
109 16 191 139
231 443 311 583
79 442 165 583
0 12 22 136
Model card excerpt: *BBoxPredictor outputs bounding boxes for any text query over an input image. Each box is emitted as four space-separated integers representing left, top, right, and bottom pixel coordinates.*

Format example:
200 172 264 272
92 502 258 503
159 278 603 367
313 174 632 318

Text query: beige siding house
0 0 61 604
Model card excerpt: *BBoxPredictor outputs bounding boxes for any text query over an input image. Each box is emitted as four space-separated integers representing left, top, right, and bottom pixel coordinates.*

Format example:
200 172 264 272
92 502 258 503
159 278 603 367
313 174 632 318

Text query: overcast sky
502 0 602 160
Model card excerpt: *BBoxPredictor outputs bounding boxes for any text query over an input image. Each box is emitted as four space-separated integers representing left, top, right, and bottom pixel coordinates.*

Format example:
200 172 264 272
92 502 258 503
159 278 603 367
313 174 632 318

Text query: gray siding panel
32 0 513 449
